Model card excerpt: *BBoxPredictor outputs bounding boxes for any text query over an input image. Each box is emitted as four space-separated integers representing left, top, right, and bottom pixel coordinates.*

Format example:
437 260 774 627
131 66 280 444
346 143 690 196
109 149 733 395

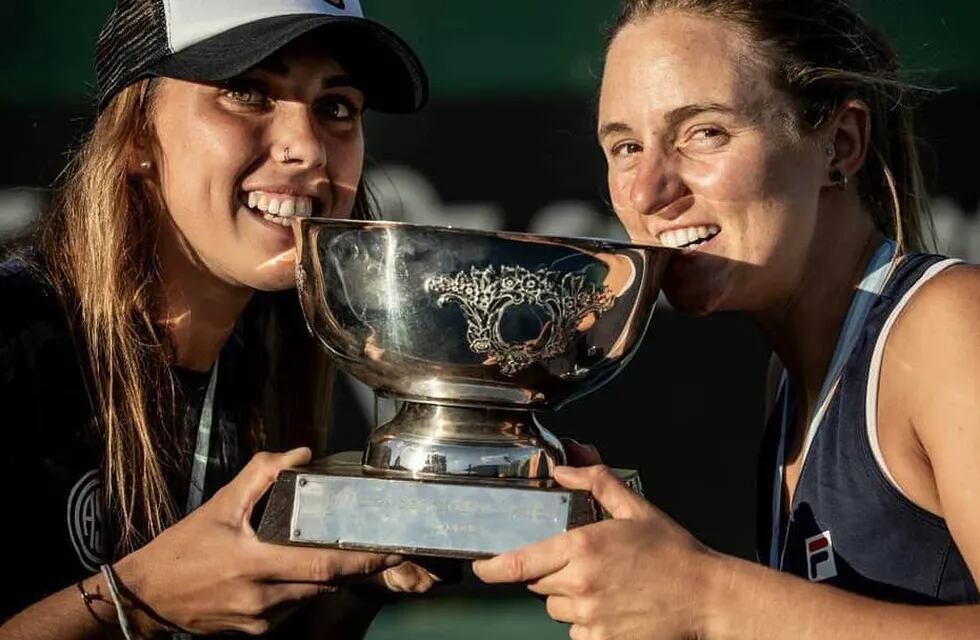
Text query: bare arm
474 464 980 640
0 450 401 639
0 560 182 640
0 574 123 640
703 265 980 638
896 266 980 577
473 265 980 639
703 554 979 639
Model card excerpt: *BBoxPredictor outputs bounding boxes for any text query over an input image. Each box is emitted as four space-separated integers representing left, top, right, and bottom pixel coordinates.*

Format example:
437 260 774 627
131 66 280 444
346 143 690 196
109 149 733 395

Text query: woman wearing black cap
0 0 429 637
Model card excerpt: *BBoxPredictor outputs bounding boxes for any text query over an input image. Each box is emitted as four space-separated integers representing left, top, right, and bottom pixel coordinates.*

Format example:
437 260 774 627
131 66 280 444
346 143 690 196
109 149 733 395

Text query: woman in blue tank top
474 1 980 637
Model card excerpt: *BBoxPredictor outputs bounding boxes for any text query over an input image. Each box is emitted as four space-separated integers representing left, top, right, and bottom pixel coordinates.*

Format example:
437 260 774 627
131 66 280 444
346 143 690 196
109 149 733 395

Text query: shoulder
0 252 80 402
889 261 980 351
0 254 97 455
0 253 71 349
883 262 980 574
884 261 980 438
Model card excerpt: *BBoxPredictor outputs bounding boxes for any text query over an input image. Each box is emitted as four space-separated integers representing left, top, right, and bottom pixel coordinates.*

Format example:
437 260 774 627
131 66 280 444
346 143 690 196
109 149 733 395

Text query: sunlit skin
141 36 364 370
142 37 441 598
0 38 448 639
599 11 882 458
474 11 980 640
600 13 834 315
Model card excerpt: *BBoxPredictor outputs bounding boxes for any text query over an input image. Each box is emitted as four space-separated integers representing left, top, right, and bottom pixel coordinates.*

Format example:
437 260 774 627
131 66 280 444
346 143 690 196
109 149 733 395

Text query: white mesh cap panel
164 0 364 52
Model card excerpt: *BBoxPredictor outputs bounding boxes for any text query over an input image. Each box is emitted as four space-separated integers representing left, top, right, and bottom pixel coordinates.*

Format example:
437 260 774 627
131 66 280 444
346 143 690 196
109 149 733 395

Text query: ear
127 128 157 177
823 99 871 188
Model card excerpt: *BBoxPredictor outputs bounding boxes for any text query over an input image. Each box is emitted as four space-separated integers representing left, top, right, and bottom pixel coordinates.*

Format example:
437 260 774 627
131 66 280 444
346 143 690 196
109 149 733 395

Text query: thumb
553 465 650 520
223 448 312 525
560 438 603 466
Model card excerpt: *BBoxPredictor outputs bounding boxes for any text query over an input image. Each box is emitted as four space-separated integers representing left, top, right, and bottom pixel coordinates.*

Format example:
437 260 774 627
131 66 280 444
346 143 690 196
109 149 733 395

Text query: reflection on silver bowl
294 218 673 479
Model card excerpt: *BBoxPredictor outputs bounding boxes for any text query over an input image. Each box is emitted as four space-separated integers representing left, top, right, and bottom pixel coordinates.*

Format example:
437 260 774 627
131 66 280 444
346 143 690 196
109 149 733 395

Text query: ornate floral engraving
425 265 615 375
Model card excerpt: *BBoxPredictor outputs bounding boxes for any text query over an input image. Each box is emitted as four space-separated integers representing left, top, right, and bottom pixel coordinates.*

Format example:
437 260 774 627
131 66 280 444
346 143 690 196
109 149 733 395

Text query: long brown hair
37 80 370 554
608 0 936 252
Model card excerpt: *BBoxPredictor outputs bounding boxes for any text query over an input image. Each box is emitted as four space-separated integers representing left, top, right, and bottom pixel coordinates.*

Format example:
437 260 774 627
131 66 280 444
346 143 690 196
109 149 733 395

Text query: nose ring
282 147 291 163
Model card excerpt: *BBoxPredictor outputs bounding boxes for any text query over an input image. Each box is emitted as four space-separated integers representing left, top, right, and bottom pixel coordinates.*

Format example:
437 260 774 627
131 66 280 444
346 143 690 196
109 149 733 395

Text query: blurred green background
2 2 978 638
1 0 978 107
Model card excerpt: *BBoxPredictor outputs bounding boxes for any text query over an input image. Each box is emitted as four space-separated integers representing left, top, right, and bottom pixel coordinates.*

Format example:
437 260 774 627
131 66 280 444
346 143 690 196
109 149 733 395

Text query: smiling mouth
241 190 322 228
658 225 720 249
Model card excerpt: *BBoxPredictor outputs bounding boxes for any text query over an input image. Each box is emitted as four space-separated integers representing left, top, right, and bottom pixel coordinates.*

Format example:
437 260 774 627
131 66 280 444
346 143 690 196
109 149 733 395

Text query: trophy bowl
257 218 673 558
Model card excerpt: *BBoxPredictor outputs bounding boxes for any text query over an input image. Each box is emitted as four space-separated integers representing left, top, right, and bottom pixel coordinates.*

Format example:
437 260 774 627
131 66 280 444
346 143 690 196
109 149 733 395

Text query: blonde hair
610 0 936 252
37 80 353 554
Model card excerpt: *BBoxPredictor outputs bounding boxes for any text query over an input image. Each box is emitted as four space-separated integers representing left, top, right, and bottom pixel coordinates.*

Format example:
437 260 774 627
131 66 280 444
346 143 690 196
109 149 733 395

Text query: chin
237 245 301 290
253 274 297 293
664 290 721 315
663 272 730 316
239 263 298 292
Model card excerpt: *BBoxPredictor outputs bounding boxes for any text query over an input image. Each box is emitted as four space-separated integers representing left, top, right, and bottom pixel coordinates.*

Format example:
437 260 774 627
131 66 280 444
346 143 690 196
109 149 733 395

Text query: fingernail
385 554 404 567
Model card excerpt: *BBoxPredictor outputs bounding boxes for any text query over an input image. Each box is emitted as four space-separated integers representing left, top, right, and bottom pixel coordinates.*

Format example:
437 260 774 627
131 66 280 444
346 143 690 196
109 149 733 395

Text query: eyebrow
664 103 735 128
597 121 634 140
598 102 737 141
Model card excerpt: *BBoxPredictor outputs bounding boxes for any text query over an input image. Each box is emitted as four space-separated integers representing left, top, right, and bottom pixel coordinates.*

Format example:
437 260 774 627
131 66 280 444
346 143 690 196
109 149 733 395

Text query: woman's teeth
658 225 720 249
245 190 314 227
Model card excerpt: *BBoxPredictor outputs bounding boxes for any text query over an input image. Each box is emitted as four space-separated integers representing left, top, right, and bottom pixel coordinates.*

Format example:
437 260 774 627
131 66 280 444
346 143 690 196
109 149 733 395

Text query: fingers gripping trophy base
256 452 642 559
262 219 664 559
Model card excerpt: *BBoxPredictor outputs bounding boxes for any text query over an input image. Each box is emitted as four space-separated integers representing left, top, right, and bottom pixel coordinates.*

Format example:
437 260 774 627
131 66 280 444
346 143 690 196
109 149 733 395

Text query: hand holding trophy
258 218 672 558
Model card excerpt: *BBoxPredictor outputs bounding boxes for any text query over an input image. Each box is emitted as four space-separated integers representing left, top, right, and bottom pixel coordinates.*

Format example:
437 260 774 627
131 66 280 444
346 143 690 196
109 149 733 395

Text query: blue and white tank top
757 250 979 604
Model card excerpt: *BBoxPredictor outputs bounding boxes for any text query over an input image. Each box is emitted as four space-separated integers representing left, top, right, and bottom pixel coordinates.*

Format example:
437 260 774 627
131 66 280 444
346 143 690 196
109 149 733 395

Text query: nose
627 149 687 218
273 103 326 169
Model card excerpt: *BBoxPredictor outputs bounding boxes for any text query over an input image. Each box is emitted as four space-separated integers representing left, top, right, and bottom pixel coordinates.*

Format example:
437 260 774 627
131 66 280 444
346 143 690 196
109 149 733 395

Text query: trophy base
257 452 641 559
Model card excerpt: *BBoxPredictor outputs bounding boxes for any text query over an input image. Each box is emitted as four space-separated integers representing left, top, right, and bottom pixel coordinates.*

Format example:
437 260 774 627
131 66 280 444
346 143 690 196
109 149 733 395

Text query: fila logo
805 531 838 582
323 0 345 8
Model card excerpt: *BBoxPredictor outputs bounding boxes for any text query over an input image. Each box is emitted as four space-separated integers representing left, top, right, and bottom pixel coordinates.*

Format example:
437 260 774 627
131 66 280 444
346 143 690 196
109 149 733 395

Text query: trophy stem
362 402 566 479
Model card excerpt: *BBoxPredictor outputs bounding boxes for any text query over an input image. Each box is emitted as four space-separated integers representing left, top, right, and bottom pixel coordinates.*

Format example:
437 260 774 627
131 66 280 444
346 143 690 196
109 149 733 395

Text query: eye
687 126 730 149
219 81 269 109
316 96 362 121
610 141 643 158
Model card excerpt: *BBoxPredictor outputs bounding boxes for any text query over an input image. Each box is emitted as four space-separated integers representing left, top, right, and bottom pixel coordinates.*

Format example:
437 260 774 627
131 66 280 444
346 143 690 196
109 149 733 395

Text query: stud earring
139 159 152 170
830 168 849 191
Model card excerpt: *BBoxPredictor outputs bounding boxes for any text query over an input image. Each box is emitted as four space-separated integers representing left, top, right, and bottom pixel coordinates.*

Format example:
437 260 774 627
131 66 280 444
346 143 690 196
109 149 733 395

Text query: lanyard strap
768 240 897 569
185 358 219 514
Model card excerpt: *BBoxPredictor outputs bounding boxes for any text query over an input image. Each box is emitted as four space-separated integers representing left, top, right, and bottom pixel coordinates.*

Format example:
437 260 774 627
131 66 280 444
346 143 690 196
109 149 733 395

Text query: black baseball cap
95 0 428 113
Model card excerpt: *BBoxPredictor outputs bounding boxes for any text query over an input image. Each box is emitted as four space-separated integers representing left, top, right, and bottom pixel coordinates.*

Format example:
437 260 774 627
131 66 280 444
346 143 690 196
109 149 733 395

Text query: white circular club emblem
66 469 107 571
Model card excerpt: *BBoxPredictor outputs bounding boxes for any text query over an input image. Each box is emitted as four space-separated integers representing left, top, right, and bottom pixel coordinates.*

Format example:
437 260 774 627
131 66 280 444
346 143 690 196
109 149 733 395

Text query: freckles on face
599 12 824 313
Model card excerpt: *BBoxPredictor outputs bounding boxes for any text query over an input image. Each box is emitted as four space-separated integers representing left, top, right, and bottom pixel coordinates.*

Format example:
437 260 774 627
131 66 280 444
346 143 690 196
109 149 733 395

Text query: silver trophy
257 218 672 558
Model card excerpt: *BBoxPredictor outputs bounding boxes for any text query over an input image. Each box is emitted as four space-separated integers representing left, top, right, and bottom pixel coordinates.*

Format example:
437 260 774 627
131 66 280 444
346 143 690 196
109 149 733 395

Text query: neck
756 197 885 421
157 223 253 372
